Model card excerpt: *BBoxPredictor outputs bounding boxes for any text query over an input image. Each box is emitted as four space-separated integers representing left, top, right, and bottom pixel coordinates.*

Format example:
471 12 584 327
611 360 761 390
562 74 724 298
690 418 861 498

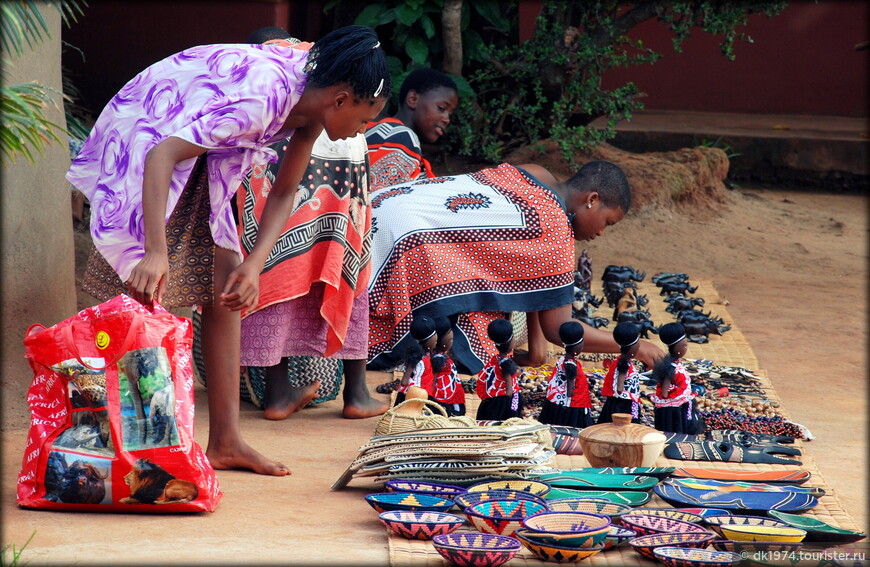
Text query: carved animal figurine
575 250 593 290
602 265 646 284
665 294 705 313
614 287 638 320
636 294 649 307
636 319 659 338
658 280 698 295
617 310 652 324
603 280 637 307
682 318 731 343
652 272 689 284
575 315 609 329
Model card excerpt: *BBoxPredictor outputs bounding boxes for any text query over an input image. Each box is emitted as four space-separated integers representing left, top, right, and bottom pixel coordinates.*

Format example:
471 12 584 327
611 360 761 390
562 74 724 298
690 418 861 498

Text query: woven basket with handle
374 398 453 436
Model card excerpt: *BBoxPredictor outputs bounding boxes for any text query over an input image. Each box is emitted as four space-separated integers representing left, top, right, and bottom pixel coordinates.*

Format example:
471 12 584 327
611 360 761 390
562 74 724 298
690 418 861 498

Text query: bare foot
342 397 390 419
206 442 291 476
263 380 321 421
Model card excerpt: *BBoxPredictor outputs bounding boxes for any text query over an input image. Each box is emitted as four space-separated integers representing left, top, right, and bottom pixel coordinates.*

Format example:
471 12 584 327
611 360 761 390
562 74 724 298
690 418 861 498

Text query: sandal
664 441 802 465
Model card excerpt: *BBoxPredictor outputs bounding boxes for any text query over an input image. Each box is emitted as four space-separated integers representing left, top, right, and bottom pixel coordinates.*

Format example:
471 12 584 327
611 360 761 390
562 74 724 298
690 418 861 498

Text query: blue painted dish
654 483 818 514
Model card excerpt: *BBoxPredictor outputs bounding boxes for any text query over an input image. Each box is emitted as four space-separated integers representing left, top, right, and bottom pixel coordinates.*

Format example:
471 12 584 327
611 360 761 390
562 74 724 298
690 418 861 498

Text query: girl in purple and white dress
66 26 391 476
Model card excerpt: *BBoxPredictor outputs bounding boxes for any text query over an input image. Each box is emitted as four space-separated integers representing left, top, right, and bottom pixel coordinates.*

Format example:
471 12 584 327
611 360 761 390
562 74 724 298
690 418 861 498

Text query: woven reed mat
387 280 863 566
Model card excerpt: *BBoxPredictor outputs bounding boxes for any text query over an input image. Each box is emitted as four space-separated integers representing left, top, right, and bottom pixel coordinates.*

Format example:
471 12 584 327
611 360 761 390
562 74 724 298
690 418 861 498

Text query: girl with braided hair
650 322 698 434
597 322 643 423
475 318 523 421
394 315 438 406
430 318 466 417
538 321 594 428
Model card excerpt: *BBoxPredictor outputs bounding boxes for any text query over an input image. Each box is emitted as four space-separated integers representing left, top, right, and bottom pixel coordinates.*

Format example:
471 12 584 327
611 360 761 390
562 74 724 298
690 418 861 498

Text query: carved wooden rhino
602 264 646 283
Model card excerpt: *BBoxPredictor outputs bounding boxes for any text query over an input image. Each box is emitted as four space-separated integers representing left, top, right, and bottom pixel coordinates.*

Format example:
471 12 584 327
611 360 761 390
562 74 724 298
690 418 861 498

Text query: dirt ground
2 159 866 564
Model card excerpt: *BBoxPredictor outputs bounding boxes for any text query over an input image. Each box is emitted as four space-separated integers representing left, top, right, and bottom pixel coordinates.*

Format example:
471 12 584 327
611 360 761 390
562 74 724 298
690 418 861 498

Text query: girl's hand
636 340 665 368
220 259 261 311
127 252 169 305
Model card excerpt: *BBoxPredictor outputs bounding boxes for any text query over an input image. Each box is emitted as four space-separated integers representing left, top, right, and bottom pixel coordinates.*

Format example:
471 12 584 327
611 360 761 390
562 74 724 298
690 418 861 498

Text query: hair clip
372 41 381 50
373 77 384 97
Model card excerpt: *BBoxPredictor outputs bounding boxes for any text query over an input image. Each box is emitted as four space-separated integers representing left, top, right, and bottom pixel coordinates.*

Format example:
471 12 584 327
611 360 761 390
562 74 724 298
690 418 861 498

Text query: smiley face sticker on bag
95 331 111 350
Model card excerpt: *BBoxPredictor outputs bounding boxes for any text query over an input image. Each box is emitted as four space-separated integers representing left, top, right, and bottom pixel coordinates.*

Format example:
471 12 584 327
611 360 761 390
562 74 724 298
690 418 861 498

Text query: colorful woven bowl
453 489 548 510
653 546 742 567
378 510 465 540
602 525 637 550
514 531 605 563
520 511 612 547
703 514 790 538
719 524 807 543
432 532 521 567
465 499 549 537
468 479 551 496
384 480 468 499
544 498 633 518
625 508 704 524
628 532 718 560
620 514 712 537
365 492 454 514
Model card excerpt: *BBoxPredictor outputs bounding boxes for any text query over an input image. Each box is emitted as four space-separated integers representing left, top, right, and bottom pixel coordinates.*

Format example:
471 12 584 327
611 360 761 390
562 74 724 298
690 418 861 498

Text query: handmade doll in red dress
537 321 594 428
475 318 523 421
650 322 701 434
597 322 643 423
430 317 466 416
394 316 437 406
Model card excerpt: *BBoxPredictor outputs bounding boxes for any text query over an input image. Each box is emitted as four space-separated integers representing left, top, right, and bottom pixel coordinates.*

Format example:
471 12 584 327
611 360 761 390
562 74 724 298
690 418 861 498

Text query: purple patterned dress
66 44 309 282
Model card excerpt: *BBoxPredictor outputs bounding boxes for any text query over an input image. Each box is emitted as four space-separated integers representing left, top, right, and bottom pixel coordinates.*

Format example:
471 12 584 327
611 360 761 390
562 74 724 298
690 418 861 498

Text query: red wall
62 0 325 115
519 1 867 117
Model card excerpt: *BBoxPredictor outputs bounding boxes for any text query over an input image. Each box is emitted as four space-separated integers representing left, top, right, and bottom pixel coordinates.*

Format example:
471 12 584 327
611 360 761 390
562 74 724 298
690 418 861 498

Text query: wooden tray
768 510 867 544
532 471 659 491
653 483 818 514
671 467 811 484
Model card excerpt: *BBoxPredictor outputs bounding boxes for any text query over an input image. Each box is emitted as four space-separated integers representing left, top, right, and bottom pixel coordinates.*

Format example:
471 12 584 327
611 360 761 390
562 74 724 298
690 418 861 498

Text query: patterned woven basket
373 398 452 436
628 532 717 560
621 514 711 537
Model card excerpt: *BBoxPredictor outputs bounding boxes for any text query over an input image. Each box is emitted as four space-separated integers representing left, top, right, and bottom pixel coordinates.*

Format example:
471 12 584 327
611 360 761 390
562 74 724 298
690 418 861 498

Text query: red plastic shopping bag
18 295 222 512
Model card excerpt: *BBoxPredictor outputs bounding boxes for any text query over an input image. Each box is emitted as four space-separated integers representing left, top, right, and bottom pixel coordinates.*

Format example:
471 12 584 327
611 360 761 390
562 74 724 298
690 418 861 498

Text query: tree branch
591 1 666 48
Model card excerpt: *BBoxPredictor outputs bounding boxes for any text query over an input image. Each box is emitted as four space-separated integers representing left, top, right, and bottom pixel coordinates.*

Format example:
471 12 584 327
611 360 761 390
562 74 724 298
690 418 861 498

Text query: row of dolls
395 315 702 434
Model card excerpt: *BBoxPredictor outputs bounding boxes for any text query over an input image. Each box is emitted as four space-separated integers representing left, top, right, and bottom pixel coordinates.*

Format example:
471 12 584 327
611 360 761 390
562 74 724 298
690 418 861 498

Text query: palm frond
1 0 87 57
0 0 49 57
0 80 65 166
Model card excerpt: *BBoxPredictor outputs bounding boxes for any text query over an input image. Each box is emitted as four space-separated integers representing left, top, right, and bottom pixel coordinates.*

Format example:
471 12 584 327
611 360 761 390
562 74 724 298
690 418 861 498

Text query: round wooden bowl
378 510 465 540
432 532 521 567
577 413 667 467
